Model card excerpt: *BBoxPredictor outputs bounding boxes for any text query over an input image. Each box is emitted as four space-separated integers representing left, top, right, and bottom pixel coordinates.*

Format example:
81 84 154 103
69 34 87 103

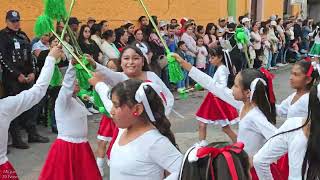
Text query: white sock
199 140 208 147
96 157 105 176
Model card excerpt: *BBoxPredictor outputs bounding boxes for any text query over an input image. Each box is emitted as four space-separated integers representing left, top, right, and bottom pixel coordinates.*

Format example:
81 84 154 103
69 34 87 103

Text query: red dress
195 66 239 127
196 92 239 126
39 139 102 180
0 161 18 180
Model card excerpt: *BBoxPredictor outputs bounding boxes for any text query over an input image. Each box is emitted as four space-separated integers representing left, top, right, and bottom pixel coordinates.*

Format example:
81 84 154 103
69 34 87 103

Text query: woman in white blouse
172 53 282 179
100 30 120 66
254 83 320 180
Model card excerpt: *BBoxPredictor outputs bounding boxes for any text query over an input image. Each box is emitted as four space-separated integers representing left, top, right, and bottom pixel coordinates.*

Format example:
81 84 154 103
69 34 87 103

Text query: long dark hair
111 79 178 148
78 25 91 43
294 60 319 90
209 46 235 88
205 23 217 43
240 69 276 124
180 142 250 180
118 45 150 72
302 85 320 179
115 27 126 44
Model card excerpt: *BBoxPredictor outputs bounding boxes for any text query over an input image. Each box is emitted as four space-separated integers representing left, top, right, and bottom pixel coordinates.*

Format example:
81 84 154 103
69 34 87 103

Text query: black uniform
0 27 46 148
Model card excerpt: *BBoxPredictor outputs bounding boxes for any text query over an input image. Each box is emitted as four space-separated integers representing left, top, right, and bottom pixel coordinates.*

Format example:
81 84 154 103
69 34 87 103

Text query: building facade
1 0 285 37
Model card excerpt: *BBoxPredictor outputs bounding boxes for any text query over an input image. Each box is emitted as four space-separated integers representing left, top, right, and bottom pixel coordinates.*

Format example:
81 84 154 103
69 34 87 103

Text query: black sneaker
28 134 50 143
12 140 30 149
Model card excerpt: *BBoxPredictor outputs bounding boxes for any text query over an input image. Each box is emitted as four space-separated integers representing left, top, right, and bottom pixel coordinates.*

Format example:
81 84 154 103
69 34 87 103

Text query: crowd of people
0 8 320 180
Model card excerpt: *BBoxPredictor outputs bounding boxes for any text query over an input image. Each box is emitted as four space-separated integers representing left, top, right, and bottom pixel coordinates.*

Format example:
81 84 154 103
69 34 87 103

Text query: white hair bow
250 78 267 102
135 82 166 122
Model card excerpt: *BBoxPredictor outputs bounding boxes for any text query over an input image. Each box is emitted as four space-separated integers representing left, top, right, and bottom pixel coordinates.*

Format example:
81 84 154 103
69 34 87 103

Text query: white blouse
212 65 229 88
253 117 307 180
95 63 174 116
188 67 277 156
100 41 120 65
110 129 182 180
276 92 309 118
55 63 91 143
0 56 55 165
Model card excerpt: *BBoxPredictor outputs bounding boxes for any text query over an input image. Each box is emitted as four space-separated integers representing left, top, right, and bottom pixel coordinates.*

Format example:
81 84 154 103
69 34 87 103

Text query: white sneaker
88 107 99 114
276 63 285 67
199 140 209 147
270 67 278 70
98 166 104 177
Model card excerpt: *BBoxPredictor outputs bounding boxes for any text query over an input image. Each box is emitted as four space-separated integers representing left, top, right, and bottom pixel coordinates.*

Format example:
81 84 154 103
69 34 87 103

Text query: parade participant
39 61 101 180
90 45 174 176
0 10 49 149
89 78 182 180
254 82 320 180
276 60 317 118
194 46 238 145
0 46 62 179
173 53 284 179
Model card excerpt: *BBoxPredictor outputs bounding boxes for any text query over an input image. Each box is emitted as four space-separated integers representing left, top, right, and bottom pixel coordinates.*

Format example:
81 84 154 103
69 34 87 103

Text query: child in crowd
176 41 194 92
195 36 208 72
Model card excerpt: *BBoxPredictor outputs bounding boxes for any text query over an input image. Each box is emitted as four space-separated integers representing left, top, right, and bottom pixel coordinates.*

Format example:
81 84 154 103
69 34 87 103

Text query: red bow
304 57 314 77
196 142 245 180
260 67 276 104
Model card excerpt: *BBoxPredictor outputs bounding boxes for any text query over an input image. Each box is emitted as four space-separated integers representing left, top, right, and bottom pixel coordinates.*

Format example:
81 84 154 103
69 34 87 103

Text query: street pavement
8 65 294 180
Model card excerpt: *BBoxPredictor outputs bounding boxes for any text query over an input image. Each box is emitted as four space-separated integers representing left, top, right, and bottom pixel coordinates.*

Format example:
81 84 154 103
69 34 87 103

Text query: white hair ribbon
222 49 233 73
250 78 267 102
135 82 166 122
317 84 320 102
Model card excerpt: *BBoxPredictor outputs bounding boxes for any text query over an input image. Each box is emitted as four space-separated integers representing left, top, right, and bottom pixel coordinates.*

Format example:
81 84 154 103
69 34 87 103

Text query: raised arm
0 56 56 123
55 62 76 109
94 62 127 87
94 82 113 113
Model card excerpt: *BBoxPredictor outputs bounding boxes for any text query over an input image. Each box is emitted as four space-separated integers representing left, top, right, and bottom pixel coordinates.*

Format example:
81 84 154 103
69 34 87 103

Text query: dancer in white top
89 45 174 176
194 46 238 145
254 82 320 180
172 53 284 179
276 59 317 118
89 77 182 180
39 61 101 180
0 46 62 179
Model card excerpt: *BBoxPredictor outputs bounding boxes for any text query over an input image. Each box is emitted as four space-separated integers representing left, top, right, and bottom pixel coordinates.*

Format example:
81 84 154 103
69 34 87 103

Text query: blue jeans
267 50 273 69
176 69 189 89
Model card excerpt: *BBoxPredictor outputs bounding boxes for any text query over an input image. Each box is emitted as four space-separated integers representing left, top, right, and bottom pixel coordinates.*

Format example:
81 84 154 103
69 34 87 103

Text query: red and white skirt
251 155 289 180
196 92 239 127
39 139 102 180
97 115 117 142
97 115 119 159
0 161 18 180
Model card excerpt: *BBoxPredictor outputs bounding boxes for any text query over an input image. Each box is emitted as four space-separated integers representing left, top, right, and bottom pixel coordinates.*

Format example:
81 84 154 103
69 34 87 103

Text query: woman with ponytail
172 52 283 179
254 81 320 179
89 77 182 180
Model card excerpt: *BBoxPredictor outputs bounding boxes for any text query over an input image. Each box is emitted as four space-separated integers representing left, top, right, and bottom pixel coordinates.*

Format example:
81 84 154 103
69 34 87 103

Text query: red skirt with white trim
39 139 102 180
251 163 286 180
196 92 239 127
0 161 18 180
97 115 117 142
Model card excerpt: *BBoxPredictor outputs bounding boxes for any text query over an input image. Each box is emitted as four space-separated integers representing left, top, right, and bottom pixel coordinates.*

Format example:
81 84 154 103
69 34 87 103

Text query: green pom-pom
194 83 203 91
75 56 94 90
235 27 248 45
34 14 53 37
50 65 63 86
93 90 111 117
44 0 67 20
166 51 184 84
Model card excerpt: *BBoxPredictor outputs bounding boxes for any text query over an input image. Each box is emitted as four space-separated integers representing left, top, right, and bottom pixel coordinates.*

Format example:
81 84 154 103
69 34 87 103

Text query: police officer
0 10 49 149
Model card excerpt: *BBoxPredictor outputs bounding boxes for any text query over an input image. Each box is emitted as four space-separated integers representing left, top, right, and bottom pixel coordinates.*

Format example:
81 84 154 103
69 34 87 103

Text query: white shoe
88 107 99 114
276 63 285 67
270 67 278 70
98 166 104 177
96 158 106 177
194 140 208 147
